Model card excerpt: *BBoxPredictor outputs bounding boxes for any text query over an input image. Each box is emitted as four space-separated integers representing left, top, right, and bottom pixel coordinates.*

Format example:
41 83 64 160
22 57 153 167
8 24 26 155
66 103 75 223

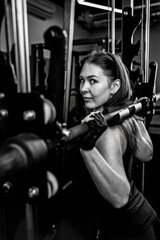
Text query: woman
72 50 160 240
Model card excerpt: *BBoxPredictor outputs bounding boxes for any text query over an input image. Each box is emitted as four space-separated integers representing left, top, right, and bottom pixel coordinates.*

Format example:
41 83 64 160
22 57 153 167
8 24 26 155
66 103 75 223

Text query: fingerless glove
79 112 108 150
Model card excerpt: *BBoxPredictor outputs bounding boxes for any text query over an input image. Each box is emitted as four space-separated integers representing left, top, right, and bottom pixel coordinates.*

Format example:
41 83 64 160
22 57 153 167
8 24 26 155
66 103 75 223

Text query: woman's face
79 63 113 110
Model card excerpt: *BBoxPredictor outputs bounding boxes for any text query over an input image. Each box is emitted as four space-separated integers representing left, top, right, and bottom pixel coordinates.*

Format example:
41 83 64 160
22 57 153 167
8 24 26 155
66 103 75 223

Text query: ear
111 79 121 94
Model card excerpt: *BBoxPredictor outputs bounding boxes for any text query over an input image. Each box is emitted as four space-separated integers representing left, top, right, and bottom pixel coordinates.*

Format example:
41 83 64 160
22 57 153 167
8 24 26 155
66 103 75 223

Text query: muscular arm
133 116 153 162
80 126 130 209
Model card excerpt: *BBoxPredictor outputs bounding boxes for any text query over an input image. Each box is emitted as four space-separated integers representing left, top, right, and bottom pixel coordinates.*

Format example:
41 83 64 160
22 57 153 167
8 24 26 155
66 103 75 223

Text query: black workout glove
79 112 108 150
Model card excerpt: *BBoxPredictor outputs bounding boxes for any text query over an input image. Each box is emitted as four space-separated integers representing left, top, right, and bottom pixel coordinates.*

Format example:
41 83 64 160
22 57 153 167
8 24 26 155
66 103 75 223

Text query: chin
85 103 96 110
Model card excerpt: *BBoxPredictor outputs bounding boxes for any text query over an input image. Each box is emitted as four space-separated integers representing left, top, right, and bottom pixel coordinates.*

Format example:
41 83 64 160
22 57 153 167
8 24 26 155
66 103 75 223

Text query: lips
83 97 92 101
83 98 93 103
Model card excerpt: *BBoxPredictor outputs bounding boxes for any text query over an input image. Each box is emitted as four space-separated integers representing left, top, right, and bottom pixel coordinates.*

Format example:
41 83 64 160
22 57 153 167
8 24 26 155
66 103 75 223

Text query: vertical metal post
111 0 115 54
3 0 17 84
25 187 39 240
140 0 145 78
141 0 150 194
3 0 12 62
11 0 31 93
107 0 111 52
25 203 35 240
144 0 150 83
22 0 31 92
130 0 134 71
63 0 76 124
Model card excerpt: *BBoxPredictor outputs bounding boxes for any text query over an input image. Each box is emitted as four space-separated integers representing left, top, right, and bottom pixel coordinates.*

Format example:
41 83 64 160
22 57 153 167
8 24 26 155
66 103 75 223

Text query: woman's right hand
79 111 108 150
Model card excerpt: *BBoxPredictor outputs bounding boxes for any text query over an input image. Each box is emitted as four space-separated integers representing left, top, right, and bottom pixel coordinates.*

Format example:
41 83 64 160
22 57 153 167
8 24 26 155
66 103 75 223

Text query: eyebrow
88 75 98 78
80 75 98 78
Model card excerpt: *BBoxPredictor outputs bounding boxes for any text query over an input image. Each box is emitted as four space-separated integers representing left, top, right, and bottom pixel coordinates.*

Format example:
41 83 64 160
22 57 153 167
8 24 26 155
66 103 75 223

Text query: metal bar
11 0 31 92
3 0 11 62
135 2 160 10
144 0 150 83
107 0 111 52
73 37 108 46
65 95 160 142
63 0 76 124
3 0 17 85
11 0 19 85
22 0 31 92
140 0 145 79
111 0 115 54
130 0 134 71
25 203 35 240
13 0 26 92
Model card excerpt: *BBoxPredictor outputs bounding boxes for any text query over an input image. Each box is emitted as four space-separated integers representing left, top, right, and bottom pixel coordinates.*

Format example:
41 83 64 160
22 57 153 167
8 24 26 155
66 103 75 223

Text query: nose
80 80 89 94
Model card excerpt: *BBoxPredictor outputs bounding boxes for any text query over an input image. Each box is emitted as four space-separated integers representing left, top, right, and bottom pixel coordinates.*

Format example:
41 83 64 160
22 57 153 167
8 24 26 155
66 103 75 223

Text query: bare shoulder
95 125 128 173
96 125 127 156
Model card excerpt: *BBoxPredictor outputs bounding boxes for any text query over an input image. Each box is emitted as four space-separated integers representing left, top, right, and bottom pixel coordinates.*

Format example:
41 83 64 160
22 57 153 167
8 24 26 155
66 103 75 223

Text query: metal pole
3 0 17 85
3 0 12 62
11 0 31 93
111 0 115 54
144 0 150 83
63 0 76 124
140 0 145 79
22 0 31 92
141 0 150 194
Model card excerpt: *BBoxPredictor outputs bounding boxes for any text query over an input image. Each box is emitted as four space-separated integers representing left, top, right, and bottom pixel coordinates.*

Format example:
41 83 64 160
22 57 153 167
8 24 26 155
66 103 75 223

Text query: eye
90 78 97 84
79 76 84 83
